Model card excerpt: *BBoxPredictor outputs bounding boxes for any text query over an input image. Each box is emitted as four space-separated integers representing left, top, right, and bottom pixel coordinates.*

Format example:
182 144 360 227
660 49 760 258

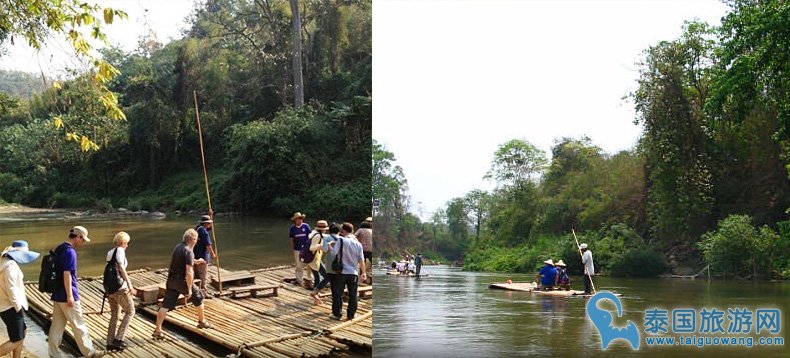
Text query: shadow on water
374 266 789 358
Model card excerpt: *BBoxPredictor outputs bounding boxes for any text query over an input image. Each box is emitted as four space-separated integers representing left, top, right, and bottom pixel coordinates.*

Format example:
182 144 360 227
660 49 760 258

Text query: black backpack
332 238 344 272
38 248 59 293
102 248 124 295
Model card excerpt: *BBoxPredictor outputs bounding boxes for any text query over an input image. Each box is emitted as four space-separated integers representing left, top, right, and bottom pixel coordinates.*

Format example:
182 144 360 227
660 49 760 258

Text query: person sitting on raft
555 260 570 291
535 259 558 290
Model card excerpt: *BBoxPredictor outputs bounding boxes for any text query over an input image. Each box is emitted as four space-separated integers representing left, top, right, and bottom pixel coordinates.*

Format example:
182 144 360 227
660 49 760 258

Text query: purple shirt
289 223 311 251
51 242 79 302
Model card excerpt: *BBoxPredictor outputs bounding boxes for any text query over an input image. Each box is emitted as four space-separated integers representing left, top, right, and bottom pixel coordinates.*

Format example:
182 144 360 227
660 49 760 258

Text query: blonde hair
113 231 130 246
183 228 198 242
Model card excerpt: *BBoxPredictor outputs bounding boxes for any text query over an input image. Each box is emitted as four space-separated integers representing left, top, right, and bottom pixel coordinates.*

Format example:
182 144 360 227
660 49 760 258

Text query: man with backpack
48 226 105 358
329 222 366 321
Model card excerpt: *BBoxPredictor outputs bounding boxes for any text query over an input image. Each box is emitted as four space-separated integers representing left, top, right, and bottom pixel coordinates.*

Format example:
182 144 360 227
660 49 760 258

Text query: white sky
0 0 197 76
373 0 730 220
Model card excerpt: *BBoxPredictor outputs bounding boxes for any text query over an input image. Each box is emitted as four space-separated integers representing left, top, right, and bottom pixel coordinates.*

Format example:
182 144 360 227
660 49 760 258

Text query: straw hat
198 215 213 224
291 212 306 221
543 259 554 266
555 260 566 267
315 220 329 231
3 240 40 264
579 243 588 249
364 217 373 223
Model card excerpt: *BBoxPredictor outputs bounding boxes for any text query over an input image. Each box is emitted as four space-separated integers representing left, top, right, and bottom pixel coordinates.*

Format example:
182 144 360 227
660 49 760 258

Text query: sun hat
291 212 306 221
3 240 40 264
199 215 213 224
555 260 566 267
579 243 588 249
364 217 373 223
315 220 329 231
69 226 90 242
543 259 554 266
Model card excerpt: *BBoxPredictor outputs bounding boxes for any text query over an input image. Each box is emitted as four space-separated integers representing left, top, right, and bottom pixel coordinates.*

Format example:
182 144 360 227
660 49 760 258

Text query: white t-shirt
106 246 129 290
582 250 595 276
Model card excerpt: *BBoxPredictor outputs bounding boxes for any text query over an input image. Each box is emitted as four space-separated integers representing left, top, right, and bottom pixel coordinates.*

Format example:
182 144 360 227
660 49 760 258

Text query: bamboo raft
24 265 372 357
488 282 619 297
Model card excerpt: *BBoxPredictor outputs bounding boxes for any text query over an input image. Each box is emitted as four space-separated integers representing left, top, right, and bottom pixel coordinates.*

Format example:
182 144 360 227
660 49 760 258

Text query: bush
609 249 667 277
94 197 114 213
698 214 778 278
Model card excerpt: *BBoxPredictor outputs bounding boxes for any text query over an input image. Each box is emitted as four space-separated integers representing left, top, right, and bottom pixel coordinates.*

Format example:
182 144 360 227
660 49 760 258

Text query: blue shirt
51 242 79 302
289 223 311 251
194 225 212 261
321 234 340 268
331 236 365 275
539 265 558 287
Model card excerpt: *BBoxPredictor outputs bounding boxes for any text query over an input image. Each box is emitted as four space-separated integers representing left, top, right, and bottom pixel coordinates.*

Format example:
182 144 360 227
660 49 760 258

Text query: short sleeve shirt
51 242 79 302
166 243 194 294
194 225 212 261
106 246 129 290
332 236 365 275
289 223 311 251
539 265 558 286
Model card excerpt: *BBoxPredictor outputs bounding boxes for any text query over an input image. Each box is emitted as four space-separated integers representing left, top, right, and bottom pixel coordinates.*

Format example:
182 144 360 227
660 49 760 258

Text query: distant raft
488 282 621 297
385 270 429 277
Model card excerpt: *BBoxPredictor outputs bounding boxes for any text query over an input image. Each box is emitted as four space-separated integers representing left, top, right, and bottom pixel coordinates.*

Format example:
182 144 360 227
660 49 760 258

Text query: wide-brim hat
199 215 213 224
364 217 373 223
291 212 306 221
316 220 329 231
555 260 566 267
543 259 554 266
3 240 40 264
70 226 90 242
579 243 588 249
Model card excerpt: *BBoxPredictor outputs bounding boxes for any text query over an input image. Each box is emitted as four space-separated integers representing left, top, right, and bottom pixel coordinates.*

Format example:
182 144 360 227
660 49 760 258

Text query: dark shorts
363 251 372 261
162 284 203 310
0 308 26 342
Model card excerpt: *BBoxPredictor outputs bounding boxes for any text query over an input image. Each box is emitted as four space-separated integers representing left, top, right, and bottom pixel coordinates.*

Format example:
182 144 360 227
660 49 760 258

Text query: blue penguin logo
586 291 641 350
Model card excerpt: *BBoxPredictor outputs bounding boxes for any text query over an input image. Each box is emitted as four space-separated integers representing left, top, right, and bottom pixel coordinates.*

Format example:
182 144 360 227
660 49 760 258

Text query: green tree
485 139 547 189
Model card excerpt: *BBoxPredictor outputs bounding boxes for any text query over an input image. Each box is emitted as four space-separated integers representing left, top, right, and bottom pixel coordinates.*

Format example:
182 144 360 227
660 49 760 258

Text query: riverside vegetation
374 0 790 280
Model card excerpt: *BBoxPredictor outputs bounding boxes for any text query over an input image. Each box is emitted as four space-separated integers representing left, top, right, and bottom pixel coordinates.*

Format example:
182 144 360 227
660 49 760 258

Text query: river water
374 266 789 357
0 213 296 357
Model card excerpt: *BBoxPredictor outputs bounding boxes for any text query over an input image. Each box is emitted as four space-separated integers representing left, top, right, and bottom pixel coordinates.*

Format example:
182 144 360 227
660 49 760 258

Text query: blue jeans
314 264 331 291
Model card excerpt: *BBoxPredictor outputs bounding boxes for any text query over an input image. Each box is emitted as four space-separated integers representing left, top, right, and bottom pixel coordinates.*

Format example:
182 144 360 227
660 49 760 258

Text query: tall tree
289 0 305 108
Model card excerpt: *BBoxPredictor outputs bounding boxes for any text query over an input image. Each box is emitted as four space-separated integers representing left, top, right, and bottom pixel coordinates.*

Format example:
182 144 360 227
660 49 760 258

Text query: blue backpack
299 233 320 263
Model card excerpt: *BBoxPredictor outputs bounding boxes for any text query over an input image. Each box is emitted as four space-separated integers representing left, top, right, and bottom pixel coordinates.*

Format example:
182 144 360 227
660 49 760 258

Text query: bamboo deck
23 265 372 357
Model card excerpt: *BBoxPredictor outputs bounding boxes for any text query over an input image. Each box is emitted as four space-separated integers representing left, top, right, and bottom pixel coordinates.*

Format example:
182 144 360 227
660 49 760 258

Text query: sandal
151 331 165 340
197 320 214 329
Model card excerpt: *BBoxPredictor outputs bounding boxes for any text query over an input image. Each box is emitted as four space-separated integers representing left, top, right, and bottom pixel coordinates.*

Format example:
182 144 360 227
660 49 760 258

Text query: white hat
555 260 566 267
579 243 588 249
69 226 90 242
543 259 554 266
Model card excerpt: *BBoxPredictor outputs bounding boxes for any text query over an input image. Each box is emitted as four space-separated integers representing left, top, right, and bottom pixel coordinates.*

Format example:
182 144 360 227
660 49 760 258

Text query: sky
373 0 730 221
0 0 196 75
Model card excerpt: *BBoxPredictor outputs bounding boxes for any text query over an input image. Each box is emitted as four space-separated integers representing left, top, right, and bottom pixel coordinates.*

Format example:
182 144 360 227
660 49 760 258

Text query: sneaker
105 344 122 352
112 339 129 349
329 315 342 321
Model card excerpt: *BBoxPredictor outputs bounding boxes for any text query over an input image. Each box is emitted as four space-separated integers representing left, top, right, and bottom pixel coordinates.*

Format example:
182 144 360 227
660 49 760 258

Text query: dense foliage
0 0 371 221
374 1 790 279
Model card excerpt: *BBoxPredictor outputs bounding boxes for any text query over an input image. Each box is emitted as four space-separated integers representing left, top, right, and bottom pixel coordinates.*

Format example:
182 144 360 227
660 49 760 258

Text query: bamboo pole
572 228 596 294
194 90 223 293
325 311 372 333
